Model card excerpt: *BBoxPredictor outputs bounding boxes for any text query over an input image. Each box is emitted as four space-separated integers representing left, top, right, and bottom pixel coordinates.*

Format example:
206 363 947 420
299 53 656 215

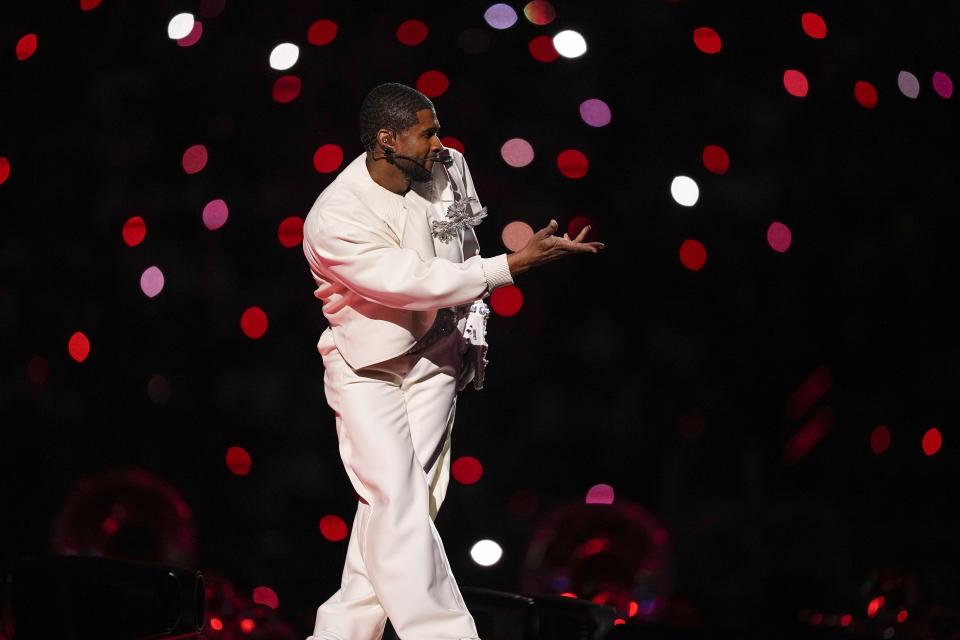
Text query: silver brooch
431 197 488 243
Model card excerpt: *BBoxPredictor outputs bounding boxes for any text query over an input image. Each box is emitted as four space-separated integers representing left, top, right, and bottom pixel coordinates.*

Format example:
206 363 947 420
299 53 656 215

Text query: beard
395 155 434 183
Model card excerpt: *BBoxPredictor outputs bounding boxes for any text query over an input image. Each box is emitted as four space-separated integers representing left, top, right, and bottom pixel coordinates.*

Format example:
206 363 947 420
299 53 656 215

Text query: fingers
531 220 605 259
560 238 606 253
535 219 559 238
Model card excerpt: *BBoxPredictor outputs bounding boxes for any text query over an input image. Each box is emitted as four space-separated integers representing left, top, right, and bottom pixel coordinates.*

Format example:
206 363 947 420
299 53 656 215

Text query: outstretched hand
507 219 605 276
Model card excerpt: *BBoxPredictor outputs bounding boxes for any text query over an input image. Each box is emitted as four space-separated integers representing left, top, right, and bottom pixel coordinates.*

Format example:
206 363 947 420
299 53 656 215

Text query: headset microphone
382 147 437 174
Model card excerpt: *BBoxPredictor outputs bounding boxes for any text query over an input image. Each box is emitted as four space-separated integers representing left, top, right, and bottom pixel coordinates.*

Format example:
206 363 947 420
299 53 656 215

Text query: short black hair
359 83 434 151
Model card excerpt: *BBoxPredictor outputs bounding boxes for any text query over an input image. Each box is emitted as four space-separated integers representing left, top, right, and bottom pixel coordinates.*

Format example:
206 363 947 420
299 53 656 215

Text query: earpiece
382 146 396 155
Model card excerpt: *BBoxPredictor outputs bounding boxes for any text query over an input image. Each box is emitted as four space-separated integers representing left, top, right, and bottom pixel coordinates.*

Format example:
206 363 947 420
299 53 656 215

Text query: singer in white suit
302 83 604 640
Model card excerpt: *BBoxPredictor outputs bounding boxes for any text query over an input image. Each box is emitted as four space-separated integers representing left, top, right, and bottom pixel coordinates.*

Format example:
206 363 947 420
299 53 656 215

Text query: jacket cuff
480 254 514 293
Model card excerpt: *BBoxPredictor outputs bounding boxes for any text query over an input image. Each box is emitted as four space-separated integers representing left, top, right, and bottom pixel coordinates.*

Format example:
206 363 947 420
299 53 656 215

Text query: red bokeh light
182 144 208 174
210 618 223 631
840 614 852 627
68 331 90 363
452 456 484 484
567 216 598 242
202 199 228 230
529 35 559 62
801 12 827 39
585 484 615 505
272 75 301 103
702 145 729 174
440 136 464 153
922 427 942 456
16 34 38 61
524 0 556 25
0 157 9 185
490 285 523 317
252 585 279 609
557 149 588 179
27 355 49 385
870 425 891 455
854 81 878 109
239 618 255 633
580 538 609 558
614 619 626 626
313 144 344 173
307 19 338 46
177 21 203 47
122 216 146 246
396 19 429 46
226 446 252 476
932 71 954 99
319 515 349 541
767 221 793 253
679 239 707 271
693 27 721 54
101 516 118 535
240 306 268 339
278 216 304 248
786 366 832 420
561 592 578 598
897 610 909 623
867 595 884 618
783 70 809 97
628 601 639 617
785 408 834 463
416 70 449 98
80 0 102 9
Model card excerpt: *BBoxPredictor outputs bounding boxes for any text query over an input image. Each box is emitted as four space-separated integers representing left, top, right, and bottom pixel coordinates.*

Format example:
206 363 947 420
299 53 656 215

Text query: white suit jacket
302 148 513 370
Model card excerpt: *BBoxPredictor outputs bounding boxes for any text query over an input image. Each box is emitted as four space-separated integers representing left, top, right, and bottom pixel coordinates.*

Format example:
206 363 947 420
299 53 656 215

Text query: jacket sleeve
306 214 513 311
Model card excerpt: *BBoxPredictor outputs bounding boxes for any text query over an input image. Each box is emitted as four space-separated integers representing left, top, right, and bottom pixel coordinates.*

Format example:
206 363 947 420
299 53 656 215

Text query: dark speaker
6 555 204 640
464 588 538 640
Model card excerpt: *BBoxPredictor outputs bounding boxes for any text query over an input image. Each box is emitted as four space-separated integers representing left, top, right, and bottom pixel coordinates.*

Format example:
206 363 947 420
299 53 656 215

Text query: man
302 83 604 640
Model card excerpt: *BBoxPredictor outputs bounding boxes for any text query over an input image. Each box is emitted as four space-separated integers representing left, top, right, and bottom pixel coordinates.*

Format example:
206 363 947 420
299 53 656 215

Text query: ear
376 128 396 150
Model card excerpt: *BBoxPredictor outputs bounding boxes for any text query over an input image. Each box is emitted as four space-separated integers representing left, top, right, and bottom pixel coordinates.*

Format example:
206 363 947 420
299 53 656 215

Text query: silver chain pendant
431 197 488 243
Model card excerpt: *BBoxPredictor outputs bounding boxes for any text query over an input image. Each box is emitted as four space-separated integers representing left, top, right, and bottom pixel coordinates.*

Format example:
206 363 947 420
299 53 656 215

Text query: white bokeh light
167 13 196 40
483 3 519 30
670 176 699 207
897 70 920 99
553 30 587 58
470 539 503 567
269 43 300 71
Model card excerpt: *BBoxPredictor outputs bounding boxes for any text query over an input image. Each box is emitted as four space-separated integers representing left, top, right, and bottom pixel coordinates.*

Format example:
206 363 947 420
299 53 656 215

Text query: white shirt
302 148 513 369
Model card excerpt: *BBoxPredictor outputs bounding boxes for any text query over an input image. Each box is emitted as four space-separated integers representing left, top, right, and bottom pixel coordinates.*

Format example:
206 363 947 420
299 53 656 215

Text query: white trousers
308 328 480 640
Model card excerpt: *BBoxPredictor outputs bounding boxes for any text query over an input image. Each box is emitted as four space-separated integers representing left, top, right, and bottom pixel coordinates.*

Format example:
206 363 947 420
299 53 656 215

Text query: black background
2 0 958 634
